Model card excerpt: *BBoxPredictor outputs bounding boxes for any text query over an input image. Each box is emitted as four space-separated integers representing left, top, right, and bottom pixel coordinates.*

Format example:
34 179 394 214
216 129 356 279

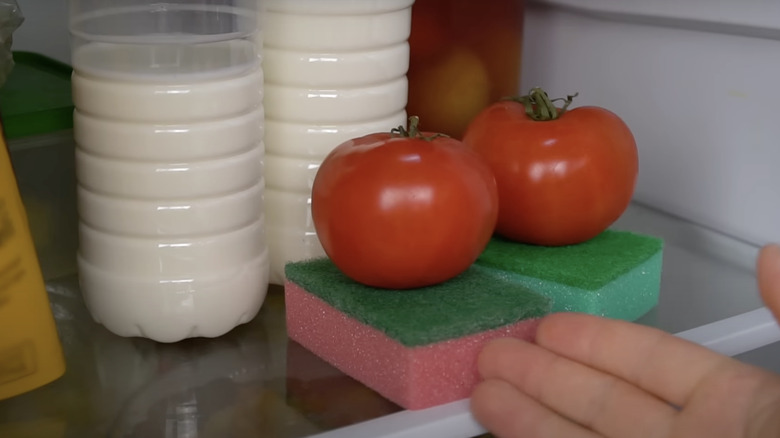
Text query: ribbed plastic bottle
263 0 414 284
69 0 269 342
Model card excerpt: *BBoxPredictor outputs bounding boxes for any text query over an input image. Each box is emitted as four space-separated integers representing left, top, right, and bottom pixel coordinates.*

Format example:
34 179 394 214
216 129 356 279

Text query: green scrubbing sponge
475 230 664 321
285 258 551 347
284 259 552 409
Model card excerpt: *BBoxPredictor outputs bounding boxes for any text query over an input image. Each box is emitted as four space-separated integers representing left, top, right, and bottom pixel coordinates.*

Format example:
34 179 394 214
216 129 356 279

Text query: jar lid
0 51 73 140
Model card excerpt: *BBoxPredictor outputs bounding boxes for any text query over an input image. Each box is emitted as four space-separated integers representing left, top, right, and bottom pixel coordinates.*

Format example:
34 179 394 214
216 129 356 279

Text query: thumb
757 243 780 324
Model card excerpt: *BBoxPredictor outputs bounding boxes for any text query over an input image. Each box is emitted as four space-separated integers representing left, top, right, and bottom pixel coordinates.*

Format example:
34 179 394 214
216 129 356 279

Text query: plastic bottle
263 0 414 284
0 119 65 401
69 0 269 343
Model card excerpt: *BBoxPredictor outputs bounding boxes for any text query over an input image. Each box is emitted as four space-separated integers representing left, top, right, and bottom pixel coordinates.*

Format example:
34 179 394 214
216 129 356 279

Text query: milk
72 41 268 343
263 0 414 284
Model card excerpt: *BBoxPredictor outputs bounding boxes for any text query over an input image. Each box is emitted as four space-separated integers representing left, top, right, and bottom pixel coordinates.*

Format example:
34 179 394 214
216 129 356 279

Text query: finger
471 378 601 438
758 244 780 324
534 312 736 408
478 337 675 438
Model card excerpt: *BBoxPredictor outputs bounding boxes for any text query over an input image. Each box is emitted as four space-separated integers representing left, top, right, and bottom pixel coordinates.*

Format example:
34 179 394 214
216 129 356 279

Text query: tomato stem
505 87 578 121
391 116 448 141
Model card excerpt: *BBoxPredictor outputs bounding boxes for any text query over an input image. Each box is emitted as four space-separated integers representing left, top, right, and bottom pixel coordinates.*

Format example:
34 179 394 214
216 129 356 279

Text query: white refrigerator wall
12 0 780 247
13 0 70 63
522 0 780 248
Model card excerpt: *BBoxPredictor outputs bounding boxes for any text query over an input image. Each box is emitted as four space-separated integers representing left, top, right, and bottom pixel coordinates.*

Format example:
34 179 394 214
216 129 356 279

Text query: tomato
463 88 638 246
311 118 499 289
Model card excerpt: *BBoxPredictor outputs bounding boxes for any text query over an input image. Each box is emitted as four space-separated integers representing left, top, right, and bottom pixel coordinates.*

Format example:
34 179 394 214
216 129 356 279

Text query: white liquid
264 78 409 124
78 182 264 236
73 41 268 342
263 0 413 284
263 44 409 86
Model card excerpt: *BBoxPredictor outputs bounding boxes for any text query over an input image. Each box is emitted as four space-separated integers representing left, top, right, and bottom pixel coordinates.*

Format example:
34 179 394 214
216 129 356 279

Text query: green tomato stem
391 116 448 141
505 87 579 121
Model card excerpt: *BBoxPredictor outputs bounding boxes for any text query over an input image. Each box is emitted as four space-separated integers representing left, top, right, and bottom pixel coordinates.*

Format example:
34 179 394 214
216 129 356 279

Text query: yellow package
0 119 65 401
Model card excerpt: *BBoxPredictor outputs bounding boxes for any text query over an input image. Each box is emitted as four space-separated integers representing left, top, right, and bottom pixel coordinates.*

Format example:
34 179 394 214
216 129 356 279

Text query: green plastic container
0 51 77 281
0 51 73 141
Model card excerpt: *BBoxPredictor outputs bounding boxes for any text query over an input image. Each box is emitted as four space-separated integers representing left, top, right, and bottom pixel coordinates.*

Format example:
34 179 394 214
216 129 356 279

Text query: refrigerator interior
12 0 70 63
3 1 780 436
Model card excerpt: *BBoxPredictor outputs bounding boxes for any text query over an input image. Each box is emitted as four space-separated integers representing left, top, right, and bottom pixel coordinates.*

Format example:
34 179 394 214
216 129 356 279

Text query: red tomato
463 89 638 246
311 118 499 289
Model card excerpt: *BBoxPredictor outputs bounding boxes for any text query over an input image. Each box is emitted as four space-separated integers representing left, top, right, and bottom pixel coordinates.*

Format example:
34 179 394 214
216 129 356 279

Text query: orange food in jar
407 47 491 141
408 0 524 139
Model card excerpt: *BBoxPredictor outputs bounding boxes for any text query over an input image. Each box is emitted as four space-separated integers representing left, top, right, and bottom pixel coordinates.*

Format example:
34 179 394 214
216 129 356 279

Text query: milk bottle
263 0 414 284
69 1 268 343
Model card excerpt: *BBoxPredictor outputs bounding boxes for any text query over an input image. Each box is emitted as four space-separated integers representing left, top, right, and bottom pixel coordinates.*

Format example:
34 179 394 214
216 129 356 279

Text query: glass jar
407 0 525 138
69 0 268 342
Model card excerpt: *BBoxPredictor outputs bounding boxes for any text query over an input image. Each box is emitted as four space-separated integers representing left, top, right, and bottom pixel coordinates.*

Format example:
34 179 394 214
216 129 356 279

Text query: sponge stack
284 229 664 410
285 259 551 410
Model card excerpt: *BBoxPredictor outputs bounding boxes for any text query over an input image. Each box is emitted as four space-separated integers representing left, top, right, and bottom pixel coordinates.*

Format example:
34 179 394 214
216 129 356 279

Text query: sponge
284 258 551 410
475 230 664 321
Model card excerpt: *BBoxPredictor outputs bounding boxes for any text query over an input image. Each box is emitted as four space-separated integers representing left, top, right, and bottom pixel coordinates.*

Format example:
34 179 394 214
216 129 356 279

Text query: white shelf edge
306 399 485 438
676 307 780 356
307 308 780 438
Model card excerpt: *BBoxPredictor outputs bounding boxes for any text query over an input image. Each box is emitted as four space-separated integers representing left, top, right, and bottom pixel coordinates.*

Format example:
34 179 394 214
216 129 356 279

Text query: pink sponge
284 258 551 410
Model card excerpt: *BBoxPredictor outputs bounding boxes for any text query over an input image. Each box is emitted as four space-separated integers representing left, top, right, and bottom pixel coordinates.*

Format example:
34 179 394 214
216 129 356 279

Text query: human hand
471 244 780 438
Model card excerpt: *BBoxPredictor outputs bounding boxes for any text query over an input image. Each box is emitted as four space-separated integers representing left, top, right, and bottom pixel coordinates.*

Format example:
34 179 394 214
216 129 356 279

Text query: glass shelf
0 136 775 438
